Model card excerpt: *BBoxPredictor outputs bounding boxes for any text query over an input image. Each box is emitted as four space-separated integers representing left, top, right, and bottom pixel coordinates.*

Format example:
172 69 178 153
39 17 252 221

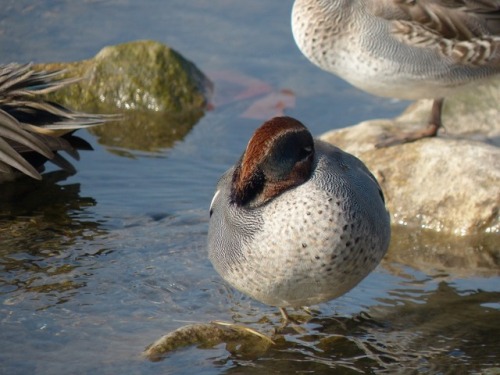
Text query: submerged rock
320 77 499 239
144 322 274 362
36 40 212 114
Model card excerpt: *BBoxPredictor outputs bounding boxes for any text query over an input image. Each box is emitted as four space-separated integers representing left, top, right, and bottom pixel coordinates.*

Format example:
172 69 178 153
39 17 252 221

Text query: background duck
0 63 114 182
291 0 500 146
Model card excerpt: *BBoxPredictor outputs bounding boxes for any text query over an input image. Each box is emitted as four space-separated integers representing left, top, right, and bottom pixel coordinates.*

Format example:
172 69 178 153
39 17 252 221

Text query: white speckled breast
208 140 390 308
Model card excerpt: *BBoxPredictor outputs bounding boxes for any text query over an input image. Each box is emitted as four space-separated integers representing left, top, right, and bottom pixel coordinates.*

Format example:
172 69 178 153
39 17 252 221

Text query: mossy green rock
34 40 212 153
36 40 212 113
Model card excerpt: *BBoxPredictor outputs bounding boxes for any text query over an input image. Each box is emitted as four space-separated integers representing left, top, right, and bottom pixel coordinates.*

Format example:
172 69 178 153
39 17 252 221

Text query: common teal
0 63 112 182
208 116 390 320
291 0 500 146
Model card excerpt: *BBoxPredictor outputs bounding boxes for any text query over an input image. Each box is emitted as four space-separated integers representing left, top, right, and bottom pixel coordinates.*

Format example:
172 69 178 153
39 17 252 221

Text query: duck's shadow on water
145 281 500 374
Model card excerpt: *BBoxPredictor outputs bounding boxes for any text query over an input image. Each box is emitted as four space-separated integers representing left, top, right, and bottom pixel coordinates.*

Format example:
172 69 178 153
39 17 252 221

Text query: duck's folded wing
0 63 119 180
369 0 500 65
371 0 500 38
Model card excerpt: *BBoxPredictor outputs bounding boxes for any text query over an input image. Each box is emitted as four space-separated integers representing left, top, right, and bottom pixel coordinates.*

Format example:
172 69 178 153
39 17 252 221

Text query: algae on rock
35 40 212 153
36 40 212 114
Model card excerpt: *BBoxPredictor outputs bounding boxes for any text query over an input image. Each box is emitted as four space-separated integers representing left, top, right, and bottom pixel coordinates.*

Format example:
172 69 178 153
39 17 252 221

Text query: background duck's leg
376 98 444 148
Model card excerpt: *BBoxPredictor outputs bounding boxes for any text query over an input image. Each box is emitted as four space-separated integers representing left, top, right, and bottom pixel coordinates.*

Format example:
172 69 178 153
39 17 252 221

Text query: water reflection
0 172 107 310
153 279 500 374
88 109 204 156
386 226 500 278
368 282 500 374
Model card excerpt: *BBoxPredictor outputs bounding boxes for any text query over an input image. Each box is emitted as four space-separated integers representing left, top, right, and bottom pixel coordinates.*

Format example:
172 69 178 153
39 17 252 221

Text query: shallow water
1 1 499 374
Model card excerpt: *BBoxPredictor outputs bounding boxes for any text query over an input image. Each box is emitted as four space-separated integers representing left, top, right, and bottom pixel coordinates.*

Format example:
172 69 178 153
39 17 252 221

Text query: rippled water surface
1 1 499 374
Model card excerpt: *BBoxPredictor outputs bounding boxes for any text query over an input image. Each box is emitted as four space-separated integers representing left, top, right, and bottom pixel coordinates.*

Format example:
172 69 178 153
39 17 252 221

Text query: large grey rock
320 77 500 239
